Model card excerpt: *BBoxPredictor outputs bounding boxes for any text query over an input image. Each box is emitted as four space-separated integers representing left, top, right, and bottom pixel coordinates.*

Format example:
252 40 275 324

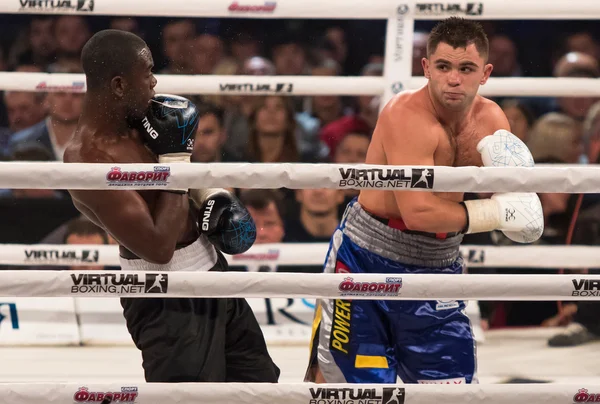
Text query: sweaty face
124 48 157 121
424 42 492 111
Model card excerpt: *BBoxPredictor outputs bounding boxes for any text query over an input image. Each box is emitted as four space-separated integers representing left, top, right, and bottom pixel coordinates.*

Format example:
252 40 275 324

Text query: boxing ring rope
1 162 600 193
4 72 600 98
0 270 596 300
1 243 599 269
0 0 599 399
2 382 598 404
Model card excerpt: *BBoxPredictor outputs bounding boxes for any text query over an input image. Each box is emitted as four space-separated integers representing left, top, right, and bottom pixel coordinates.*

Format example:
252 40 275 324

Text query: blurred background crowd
1 14 600 345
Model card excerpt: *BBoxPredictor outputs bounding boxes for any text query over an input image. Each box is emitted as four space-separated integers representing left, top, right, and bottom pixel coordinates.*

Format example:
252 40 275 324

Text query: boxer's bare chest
436 120 485 168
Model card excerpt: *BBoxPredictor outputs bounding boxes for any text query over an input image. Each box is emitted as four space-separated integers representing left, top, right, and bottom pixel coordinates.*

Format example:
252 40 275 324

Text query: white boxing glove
477 129 534 168
463 193 543 243
463 129 543 243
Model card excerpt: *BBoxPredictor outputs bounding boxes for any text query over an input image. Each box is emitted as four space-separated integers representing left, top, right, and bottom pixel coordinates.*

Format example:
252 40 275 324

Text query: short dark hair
10 143 54 162
81 29 148 91
427 17 489 59
239 189 285 217
64 216 108 244
196 101 225 127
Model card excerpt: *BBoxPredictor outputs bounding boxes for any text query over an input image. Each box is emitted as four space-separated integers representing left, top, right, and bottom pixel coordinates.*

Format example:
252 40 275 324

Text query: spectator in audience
246 96 301 163
192 101 239 162
320 27 348 73
319 63 380 159
161 19 195 74
53 16 91 66
242 56 276 76
296 59 344 160
8 63 83 160
333 131 371 203
564 32 600 61
487 35 521 77
284 189 345 243
228 30 262 65
582 100 600 164
527 112 583 164
500 99 535 142
240 189 286 244
109 17 144 38
271 35 308 76
10 16 57 69
412 31 428 76
553 52 600 122
191 33 225 75
63 216 109 271
3 91 46 133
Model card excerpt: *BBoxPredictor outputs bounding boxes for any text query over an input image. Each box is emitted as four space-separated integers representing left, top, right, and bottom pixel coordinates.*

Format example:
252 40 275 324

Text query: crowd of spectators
1 14 600 345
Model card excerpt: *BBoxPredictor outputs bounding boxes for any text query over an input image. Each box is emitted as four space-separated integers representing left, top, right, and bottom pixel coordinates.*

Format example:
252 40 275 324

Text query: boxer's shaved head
82 29 150 91
427 17 489 61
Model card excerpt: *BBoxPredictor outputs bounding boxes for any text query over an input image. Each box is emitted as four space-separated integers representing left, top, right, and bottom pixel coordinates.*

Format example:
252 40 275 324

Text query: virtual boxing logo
309 387 406 404
70 273 169 295
415 2 483 16
24 249 99 264
106 166 171 188
338 168 435 190
219 83 293 94
19 0 94 12
572 279 600 297
0 303 19 330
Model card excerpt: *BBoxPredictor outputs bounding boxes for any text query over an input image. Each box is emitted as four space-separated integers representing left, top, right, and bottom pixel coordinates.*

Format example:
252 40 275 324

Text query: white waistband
119 236 218 272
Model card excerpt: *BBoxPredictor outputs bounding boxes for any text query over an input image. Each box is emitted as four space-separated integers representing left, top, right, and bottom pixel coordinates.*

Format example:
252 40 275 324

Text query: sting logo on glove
138 94 200 158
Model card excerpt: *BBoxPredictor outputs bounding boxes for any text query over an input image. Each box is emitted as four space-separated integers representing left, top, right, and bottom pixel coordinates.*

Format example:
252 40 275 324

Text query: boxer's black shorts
120 251 280 382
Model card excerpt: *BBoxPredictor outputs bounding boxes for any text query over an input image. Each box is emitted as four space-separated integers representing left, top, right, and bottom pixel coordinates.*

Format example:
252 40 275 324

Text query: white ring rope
1 162 600 193
0 382 597 404
3 243 599 269
1 73 599 97
6 0 600 20
1 382 597 404
0 270 597 300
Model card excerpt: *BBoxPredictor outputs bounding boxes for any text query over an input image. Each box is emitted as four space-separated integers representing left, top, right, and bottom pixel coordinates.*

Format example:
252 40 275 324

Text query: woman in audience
246 95 301 163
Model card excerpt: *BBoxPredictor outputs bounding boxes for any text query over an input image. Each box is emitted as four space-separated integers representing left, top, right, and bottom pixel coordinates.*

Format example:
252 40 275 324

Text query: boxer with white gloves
306 17 543 387
463 129 543 243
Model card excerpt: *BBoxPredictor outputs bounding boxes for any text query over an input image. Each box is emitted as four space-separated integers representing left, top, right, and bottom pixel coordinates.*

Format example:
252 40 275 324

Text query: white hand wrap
189 188 230 209
158 153 191 164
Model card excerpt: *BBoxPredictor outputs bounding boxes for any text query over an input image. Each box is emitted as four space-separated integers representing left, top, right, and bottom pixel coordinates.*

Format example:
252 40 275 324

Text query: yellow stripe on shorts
355 355 389 369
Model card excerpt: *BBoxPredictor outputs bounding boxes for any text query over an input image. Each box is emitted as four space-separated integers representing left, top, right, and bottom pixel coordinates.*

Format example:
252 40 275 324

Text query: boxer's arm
378 108 468 233
69 189 188 264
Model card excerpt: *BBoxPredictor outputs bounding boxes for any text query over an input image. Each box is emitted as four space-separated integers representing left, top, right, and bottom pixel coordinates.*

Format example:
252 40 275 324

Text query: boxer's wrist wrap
459 202 469 234
158 153 191 164
189 188 230 208
462 199 500 234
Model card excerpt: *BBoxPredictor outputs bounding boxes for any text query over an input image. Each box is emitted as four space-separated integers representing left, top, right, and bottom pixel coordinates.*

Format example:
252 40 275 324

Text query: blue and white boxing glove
190 188 257 255
462 130 544 243
138 94 199 164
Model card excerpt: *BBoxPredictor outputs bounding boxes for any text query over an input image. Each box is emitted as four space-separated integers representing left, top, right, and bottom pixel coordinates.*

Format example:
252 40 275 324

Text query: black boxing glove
138 94 199 164
190 189 257 255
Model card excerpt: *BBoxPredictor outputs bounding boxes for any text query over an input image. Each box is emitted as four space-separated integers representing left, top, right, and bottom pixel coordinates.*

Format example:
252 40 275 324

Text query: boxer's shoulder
471 95 510 131
382 90 441 128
